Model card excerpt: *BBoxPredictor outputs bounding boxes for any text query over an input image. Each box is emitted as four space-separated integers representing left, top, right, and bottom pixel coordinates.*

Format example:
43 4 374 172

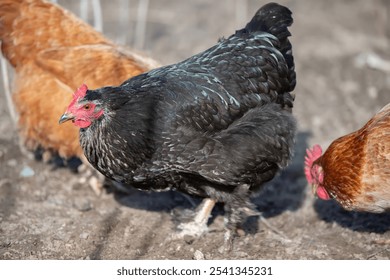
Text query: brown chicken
305 103 390 213
0 0 158 165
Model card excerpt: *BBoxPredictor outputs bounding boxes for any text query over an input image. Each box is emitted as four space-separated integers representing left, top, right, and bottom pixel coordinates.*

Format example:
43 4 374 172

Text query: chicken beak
59 112 75 124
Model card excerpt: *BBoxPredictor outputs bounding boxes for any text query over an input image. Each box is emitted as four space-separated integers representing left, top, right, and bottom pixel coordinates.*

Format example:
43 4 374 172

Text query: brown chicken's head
304 145 330 200
59 84 104 129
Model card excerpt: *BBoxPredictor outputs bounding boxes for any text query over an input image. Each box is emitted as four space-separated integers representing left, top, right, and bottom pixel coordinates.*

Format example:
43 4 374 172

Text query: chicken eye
83 104 91 110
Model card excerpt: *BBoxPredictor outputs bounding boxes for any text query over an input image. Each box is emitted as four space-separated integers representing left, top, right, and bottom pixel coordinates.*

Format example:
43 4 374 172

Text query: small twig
367 248 389 260
372 239 390 245
259 215 291 242
354 52 390 72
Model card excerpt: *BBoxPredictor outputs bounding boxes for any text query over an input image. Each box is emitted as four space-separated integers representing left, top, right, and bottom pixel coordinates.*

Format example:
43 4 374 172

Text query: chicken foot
175 198 216 238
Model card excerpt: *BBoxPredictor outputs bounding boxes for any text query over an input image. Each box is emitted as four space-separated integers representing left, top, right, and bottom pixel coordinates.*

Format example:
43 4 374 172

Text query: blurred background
0 0 389 259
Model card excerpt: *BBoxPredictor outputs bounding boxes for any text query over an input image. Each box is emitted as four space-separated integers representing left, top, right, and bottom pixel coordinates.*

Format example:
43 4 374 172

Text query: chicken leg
176 198 216 237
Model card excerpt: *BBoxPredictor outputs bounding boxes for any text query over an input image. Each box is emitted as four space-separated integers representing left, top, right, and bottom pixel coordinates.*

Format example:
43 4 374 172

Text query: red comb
74 84 88 98
304 144 322 183
67 84 88 110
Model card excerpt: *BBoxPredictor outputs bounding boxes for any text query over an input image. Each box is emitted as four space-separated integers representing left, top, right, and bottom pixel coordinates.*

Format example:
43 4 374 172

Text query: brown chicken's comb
304 144 322 183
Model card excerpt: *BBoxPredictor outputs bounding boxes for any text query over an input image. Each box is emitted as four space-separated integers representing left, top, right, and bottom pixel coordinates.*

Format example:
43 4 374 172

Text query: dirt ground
1 0 390 260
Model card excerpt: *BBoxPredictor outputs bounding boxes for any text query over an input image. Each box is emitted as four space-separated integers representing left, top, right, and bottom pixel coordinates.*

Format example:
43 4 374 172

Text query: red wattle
317 186 330 200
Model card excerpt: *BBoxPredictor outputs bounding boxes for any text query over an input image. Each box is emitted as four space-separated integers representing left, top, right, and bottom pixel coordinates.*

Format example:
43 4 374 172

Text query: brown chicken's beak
59 112 75 124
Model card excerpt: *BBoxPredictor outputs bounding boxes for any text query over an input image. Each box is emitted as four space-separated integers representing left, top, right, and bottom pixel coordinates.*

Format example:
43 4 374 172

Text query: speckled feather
79 3 296 228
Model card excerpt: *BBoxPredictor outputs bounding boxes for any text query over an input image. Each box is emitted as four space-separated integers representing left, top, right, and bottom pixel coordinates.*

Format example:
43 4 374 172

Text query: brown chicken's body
0 0 158 160
308 103 390 213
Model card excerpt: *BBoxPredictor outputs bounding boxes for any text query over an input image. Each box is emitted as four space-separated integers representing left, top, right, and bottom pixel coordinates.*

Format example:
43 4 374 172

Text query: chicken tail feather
238 2 295 92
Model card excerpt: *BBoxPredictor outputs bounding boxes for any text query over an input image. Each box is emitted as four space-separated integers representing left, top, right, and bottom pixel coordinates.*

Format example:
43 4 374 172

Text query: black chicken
59 2 296 249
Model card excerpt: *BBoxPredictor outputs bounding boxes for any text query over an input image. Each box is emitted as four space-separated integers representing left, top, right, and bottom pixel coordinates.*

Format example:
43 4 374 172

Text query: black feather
77 2 296 240
236 2 295 93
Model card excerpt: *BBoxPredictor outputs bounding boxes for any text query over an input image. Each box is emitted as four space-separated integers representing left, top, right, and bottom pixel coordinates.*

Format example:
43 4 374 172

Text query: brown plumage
0 0 159 160
305 102 390 213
